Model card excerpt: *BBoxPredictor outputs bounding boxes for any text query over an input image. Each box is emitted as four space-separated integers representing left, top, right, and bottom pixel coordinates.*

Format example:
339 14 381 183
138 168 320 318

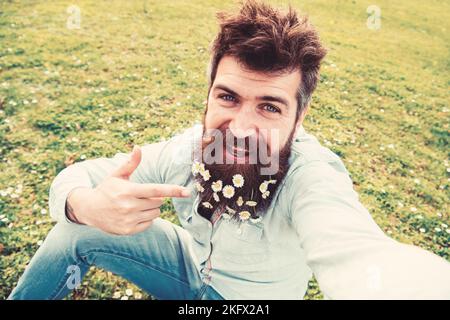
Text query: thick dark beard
192 126 295 221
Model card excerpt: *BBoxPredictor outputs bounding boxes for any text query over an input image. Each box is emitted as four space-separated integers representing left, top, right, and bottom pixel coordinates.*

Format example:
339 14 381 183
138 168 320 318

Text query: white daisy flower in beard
262 190 270 199
246 200 257 207
195 182 204 193
213 192 220 202
201 169 211 181
191 161 204 175
211 180 223 192
238 211 251 221
259 181 268 193
226 206 236 214
232 174 244 188
250 216 262 224
236 196 244 206
202 202 213 209
222 185 235 199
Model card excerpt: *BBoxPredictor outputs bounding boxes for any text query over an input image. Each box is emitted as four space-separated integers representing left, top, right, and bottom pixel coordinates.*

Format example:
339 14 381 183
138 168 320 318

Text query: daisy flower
202 202 213 209
250 216 262 224
213 192 220 202
262 191 270 199
238 211 251 221
195 182 204 193
222 185 235 199
222 212 231 220
246 200 257 207
201 169 211 181
226 206 236 214
259 182 268 193
232 174 244 188
236 196 244 206
211 180 223 192
191 161 204 175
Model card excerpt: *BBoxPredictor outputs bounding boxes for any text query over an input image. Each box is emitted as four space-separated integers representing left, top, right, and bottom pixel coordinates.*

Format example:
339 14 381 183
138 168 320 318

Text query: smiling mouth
225 143 249 160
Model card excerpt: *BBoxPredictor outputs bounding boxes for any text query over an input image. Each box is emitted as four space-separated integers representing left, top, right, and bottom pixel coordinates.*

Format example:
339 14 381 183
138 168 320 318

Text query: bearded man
9 0 450 300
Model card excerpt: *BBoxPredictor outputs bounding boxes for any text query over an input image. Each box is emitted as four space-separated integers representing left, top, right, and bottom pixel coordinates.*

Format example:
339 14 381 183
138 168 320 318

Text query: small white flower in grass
202 202 213 209
419 228 426 233
222 185 235 199
434 227 441 233
37 240 43 246
410 207 417 212
201 170 211 181
232 174 244 188
414 178 420 185
195 182 204 193
442 223 448 228
40 208 47 215
211 180 223 192
213 192 220 202
446 229 450 234
246 200 257 207
236 196 244 207
238 211 251 221
125 289 133 296
113 291 121 299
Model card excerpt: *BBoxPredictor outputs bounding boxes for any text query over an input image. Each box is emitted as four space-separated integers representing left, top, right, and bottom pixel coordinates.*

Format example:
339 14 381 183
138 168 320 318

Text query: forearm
65 187 93 224
49 163 94 223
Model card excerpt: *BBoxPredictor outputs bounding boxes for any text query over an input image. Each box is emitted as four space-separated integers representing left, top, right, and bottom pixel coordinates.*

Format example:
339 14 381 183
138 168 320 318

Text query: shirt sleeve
48 141 169 223
288 160 450 299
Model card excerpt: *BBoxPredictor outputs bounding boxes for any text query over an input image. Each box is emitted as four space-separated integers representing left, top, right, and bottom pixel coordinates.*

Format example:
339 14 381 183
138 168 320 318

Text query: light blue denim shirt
49 124 450 299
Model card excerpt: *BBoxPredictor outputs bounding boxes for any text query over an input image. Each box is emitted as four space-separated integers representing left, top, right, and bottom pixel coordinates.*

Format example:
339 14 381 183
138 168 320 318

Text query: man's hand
66 145 191 235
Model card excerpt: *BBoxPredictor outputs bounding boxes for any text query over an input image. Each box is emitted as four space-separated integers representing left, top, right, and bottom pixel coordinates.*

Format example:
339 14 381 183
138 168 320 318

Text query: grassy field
0 0 448 300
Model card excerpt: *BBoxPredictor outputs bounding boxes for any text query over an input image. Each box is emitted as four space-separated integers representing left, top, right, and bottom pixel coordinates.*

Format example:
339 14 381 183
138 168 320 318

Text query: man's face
192 55 307 220
205 55 304 157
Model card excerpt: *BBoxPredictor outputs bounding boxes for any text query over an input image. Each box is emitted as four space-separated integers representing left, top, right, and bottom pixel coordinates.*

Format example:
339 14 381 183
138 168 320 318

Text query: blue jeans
8 218 224 300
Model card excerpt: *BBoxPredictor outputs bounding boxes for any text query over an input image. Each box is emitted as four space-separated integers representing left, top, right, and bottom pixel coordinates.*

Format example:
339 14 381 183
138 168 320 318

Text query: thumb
111 145 142 179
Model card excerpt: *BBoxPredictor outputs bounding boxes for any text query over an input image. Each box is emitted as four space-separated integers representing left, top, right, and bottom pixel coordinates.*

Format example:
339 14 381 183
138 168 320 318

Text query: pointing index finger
132 183 191 199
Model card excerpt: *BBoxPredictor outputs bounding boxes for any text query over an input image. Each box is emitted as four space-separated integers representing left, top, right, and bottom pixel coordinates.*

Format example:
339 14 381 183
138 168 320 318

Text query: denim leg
8 218 204 300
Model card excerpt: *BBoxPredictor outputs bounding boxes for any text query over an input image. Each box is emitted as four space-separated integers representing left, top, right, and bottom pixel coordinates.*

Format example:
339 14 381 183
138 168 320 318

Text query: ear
293 106 309 137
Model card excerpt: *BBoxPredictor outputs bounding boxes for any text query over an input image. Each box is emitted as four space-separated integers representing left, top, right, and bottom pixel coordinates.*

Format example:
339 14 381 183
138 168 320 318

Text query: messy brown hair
207 0 327 121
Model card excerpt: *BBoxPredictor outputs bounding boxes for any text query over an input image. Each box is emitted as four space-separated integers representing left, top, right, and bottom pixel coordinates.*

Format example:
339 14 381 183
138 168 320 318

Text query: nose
229 107 257 139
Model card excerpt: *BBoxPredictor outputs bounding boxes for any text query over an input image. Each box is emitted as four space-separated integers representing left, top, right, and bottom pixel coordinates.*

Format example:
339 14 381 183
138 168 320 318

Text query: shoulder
288 125 349 176
281 126 357 201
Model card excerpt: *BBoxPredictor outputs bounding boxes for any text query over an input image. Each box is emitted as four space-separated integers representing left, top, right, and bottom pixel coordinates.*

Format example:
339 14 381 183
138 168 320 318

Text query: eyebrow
213 84 290 110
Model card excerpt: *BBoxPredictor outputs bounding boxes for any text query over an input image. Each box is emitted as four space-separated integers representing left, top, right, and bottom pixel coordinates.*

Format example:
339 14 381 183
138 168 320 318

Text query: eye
262 104 281 113
218 94 236 102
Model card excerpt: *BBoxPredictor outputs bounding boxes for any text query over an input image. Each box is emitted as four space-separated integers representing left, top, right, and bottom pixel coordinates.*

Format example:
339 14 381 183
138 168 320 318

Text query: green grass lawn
0 0 448 300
